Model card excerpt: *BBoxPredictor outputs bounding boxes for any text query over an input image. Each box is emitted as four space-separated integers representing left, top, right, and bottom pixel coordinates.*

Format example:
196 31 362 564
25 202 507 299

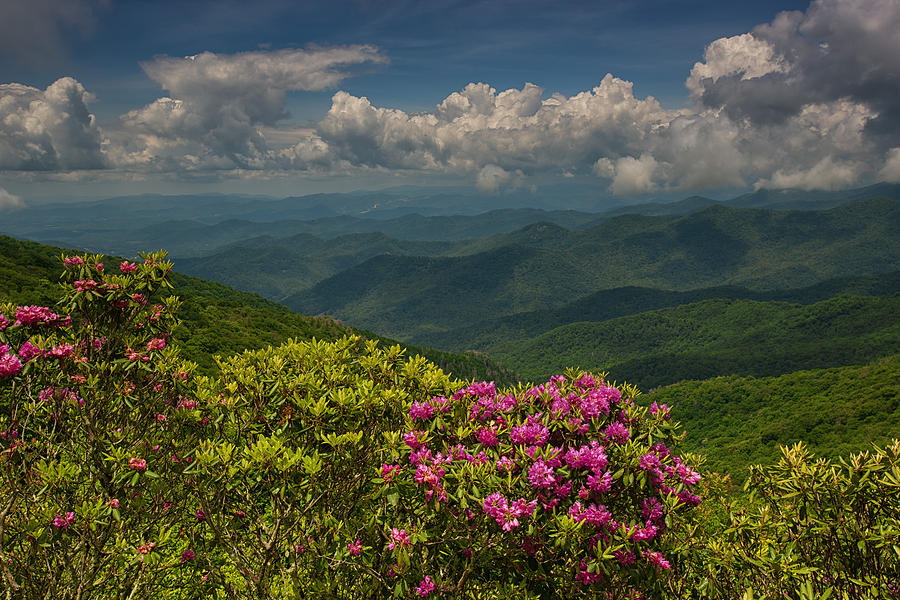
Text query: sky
1 0 900 205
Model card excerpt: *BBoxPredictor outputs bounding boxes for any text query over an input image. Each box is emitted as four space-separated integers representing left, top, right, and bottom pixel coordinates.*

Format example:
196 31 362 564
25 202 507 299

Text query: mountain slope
490 294 900 388
285 243 601 339
0 236 517 384
419 269 900 351
285 199 900 341
642 355 900 482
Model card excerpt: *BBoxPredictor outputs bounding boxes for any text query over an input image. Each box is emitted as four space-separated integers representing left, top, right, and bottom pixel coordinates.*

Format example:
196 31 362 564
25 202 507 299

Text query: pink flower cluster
51 512 76 529
409 395 450 421
390 373 703 589
0 349 22 378
387 528 411 550
380 463 401 481
146 337 166 351
415 575 436 597
14 305 60 327
482 492 537 531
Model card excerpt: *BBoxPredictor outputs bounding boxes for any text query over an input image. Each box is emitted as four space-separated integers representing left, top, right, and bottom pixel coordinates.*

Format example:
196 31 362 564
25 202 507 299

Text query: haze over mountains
5 183 900 259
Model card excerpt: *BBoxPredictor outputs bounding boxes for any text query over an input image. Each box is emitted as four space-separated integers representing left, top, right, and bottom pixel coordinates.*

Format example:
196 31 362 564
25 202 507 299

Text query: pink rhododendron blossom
15 305 59 326
649 401 670 419
576 560 603 585
347 539 362 556
509 422 549 446
482 492 537 531
415 576 436 597
73 279 97 292
0 314 8 330
632 524 659 541
587 470 612 493
63 256 84 266
119 261 137 272
388 528 411 550
196 509 206 521
495 456 517 472
527 460 556 489
51 512 76 529
565 441 608 473
181 549 195 563
136 542 155 555
46 344 74 359
569 502 611 528
404 430 427 450
129 457 147 471
475 426 499 447
106 499 119 508
643 550 671 571
18 341 41 362
146 337 166 351
604 421 630 444
409 400 434 420
381 463 401 481
415 464 448 502
431 396 450 413
0 352 22 378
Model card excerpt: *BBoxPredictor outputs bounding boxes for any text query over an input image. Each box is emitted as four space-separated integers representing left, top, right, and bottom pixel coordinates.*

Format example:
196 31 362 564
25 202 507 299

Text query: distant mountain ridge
6 182 900 258
284 197 900 341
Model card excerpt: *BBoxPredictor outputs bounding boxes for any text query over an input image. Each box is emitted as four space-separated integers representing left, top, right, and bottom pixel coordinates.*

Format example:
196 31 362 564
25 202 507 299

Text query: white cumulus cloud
316 75 680 177
689 0 900 137
610 154 660 195
109 46 387 171
0 77 105 170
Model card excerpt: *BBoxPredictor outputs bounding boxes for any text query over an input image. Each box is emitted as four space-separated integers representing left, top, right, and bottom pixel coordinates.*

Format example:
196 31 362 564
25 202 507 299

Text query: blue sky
1 0 899 203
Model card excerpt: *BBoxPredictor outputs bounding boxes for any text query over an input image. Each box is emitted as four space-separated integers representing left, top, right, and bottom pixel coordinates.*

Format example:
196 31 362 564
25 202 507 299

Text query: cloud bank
2 0 899 195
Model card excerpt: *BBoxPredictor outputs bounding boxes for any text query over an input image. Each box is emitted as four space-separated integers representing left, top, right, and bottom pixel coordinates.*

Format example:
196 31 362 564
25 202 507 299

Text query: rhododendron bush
0 253 205 598
1 252 707 598
187 336 456 597
5 251 896 599
367 377 704 599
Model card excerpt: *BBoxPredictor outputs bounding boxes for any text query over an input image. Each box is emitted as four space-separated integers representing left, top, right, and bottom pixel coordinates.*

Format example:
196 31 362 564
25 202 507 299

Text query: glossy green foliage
0 253 206 599
186 336 454 598
679 442 900 599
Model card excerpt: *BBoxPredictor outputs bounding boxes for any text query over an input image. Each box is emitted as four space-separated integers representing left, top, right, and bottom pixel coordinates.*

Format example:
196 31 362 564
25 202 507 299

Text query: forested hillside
490 295 900 388
0 236 517 383
419 269 900 351
642 355 900 482
286 198 900 342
